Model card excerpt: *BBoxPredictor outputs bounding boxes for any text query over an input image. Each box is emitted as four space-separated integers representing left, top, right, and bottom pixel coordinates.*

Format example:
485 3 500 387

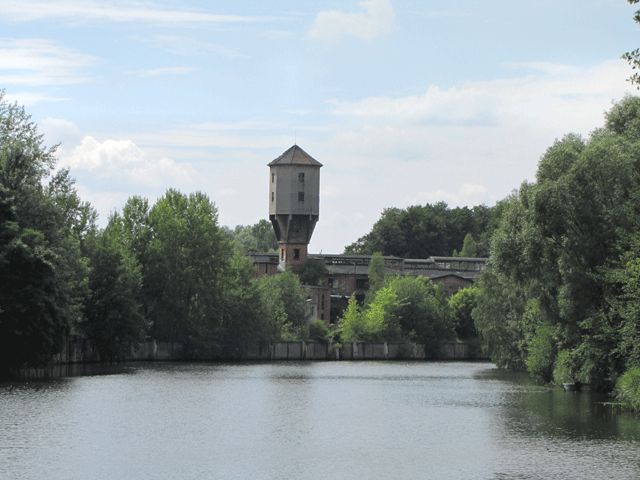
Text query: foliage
338 295 362 342
256 270 306 340
0 93 95 373
340 276 453 354
616 367 640 412
553 350 576 385
219 254 280 357
367 251 385 296
143 189 230 357
299 257 328 286
449 286 478 339
525 324 556 383
308 319 330 343
458 233 478 257
385 276 452 354
228 219 277 254
82 223 145 361
345 202 499 258
473 96 640 388
623 0 640 88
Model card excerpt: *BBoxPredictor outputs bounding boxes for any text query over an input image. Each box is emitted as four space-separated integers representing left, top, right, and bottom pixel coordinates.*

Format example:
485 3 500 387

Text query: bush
525 324 555 383
553 350 576 385
616 367 640 412
308 319 329 343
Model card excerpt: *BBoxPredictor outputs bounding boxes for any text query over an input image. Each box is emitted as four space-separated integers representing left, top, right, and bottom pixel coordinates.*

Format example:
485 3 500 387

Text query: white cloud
0 38 96 86
61 136 195 189
127 66 197 77
0 0 270 24
39 117 82 147
413 184 489 207
4 92 70 106
309 0 395 42
330 59 629 134
140 35 247 59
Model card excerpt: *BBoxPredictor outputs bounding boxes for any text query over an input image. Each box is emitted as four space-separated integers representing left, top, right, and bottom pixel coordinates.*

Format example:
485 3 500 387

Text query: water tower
268 145 322 272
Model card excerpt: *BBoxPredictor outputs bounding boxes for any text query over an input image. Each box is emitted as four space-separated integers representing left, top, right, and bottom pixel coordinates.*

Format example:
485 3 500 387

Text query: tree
458 233 478 257
144 189 230 357
82 222 145 361
256 270 306 340
344 202 499 258
229 219 277 253
0 93 94 373
623 0 640 87
339 294 363 341
472 97 640 388
367 251 385 296
299 257 328 286
0 186 61 373
219 253 280 357
386 276 453 355
449 286 478 339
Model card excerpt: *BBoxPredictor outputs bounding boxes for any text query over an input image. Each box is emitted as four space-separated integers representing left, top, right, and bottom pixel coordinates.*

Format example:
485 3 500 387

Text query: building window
271 192 274 202
321 313 324 320
321 294 325 304
298 192 304 202
281 248 284 260
328 278 334 288
271 173 275 183
293 248 300 260
298 172 305 182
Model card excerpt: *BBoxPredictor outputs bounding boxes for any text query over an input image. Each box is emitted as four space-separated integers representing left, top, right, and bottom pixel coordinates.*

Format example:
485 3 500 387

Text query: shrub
553 350 576 385
308 319 329 343
616 367 640 412
526 324 555 383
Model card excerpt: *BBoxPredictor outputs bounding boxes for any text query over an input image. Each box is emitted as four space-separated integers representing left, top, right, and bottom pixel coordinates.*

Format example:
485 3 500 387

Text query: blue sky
1 0 637 252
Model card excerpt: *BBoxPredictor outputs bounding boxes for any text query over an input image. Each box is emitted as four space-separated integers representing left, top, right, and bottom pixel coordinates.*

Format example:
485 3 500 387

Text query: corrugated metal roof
268 145 323 167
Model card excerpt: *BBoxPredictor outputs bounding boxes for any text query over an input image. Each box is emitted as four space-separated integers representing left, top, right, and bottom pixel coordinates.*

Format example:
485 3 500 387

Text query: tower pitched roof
268 145 323 167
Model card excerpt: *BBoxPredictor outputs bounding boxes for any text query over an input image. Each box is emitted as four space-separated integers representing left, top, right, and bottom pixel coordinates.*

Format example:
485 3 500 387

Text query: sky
1 0 637 253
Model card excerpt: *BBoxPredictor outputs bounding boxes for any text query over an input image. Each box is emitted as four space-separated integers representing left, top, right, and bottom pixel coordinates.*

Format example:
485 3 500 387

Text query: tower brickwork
268 145 322 272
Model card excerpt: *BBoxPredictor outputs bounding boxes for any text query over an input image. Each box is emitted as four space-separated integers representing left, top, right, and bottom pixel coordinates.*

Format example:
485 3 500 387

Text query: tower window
271 192 274 202
281 248 284 260
293 248 300 260
298 192 304 202
298 172 305 182
271 173 275 183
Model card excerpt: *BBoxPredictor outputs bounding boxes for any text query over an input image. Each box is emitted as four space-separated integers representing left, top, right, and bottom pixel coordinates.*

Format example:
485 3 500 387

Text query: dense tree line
0 94 308 374
471 97 640 403
344 203 501 258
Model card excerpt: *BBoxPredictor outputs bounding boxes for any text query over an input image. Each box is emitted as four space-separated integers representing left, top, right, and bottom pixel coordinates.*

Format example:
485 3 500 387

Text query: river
1 362 639 480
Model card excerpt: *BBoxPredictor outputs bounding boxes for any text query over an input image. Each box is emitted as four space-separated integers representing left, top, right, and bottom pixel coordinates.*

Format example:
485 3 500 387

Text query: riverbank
13 339 485 378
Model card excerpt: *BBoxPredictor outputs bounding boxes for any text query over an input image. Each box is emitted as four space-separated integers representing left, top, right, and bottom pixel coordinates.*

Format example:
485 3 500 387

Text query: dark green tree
82 221 145 361
299 257 328 286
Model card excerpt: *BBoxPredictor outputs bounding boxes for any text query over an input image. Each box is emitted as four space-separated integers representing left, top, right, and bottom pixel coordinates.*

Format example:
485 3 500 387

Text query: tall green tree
473 96 640 387
144 189 230 357
82 221 145 361
0 93 94 373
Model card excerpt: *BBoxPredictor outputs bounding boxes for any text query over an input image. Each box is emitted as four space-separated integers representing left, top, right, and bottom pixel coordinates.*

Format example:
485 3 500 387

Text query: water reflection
0 362 638 480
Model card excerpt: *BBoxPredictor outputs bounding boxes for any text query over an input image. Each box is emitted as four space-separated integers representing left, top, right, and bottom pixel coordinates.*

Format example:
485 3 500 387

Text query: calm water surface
1 362 639 480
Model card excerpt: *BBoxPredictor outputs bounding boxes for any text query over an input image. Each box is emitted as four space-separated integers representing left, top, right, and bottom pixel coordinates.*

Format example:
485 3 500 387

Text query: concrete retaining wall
16 339 483 377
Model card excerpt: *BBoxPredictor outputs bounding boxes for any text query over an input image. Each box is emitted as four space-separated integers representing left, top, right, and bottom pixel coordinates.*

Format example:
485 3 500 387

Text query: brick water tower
268 145 322 272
